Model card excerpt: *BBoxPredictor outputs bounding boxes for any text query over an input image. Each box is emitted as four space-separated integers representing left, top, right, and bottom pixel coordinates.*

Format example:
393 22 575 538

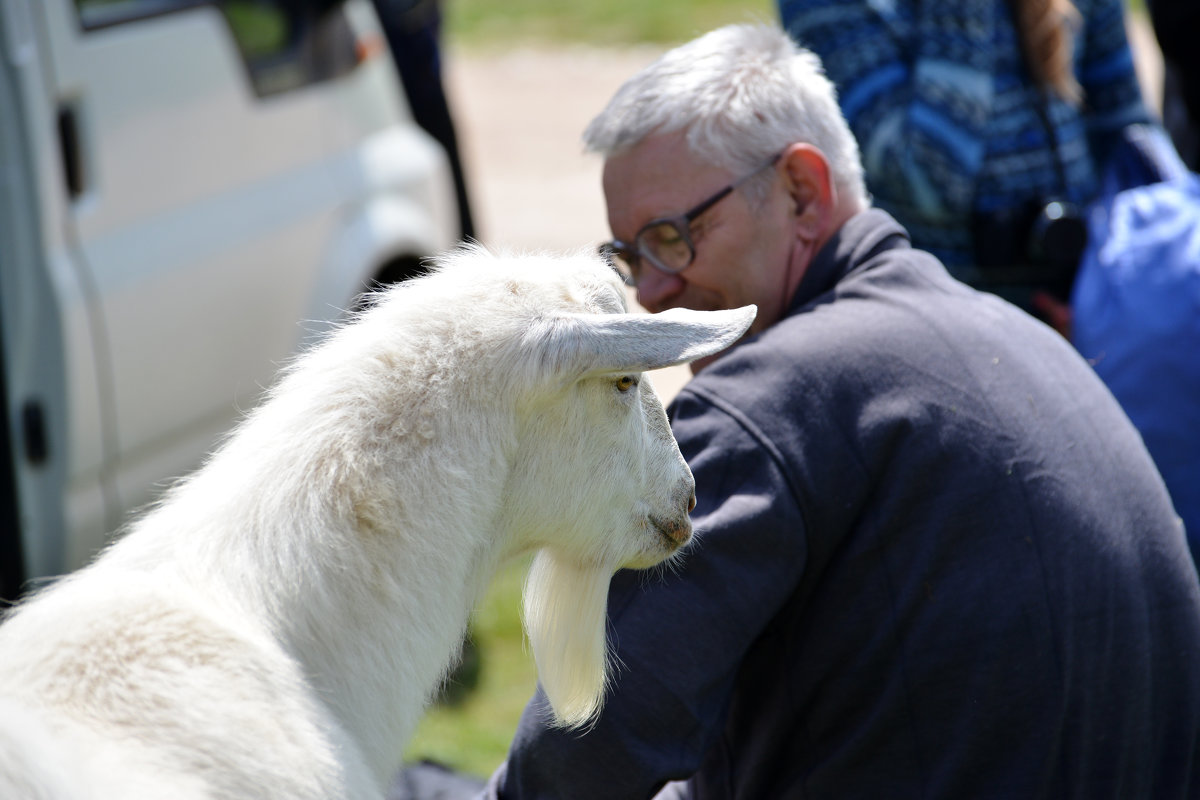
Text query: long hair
1015 0 1083 104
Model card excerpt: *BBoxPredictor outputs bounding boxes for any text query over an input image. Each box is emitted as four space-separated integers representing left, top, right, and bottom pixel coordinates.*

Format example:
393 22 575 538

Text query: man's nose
635 267 685 312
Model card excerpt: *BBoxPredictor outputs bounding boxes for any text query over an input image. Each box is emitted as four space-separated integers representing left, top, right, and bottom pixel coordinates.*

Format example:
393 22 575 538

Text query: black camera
1026 200 1088 299
971 199 1088 305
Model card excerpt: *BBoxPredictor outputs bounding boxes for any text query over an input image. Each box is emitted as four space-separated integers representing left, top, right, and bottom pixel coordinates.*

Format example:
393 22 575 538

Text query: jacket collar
787 208 911 314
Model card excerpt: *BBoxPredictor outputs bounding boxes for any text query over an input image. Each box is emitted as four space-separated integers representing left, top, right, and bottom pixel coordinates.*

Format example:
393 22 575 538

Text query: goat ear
548 305 757 375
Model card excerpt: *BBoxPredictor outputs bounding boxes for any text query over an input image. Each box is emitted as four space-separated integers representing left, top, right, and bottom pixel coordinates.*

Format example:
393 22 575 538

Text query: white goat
0 246 755 800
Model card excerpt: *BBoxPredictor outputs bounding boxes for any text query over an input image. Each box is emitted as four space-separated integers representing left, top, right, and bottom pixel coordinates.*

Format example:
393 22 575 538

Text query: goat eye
615 375 638 393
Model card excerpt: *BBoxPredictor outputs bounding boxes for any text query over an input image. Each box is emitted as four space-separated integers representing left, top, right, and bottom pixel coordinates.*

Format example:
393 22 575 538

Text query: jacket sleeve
486 388 808 799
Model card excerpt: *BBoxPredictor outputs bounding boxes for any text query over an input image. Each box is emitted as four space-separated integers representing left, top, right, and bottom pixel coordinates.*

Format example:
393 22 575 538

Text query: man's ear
782 143 835 243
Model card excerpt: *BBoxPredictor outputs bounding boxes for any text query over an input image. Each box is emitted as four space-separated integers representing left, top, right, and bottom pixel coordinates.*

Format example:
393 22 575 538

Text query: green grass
401 556 537 779
444 0 1150 49
445 0 776 48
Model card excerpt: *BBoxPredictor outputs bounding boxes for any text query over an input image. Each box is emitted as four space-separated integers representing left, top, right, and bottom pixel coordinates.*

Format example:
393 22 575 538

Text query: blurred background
0 0 1164 784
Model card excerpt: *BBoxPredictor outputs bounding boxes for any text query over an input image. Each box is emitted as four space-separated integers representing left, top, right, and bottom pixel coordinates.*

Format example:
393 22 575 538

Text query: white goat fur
0 246 755 800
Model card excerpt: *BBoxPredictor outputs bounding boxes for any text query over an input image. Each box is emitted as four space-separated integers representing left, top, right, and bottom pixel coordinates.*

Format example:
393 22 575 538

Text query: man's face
602 131 800 339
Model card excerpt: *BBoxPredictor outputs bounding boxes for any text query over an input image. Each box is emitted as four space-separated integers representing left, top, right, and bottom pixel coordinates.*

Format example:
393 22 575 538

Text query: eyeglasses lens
638 221 692 273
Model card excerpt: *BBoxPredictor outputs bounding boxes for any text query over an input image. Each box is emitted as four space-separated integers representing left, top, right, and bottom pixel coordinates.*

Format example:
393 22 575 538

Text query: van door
35 0 365 561
1 0 99 589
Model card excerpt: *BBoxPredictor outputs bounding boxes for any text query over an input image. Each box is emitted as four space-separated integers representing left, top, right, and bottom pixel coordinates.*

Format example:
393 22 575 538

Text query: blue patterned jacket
777 0 1149 269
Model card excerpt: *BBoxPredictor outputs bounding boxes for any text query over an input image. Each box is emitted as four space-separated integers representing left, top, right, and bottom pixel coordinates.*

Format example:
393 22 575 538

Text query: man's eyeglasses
599 152 782 287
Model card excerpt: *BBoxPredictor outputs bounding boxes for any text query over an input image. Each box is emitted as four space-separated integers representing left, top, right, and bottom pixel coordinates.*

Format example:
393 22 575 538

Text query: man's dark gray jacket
493 209 1200 799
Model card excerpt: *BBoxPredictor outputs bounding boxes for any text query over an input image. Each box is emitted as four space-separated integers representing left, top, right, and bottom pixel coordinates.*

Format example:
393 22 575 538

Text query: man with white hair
486 24 1200 799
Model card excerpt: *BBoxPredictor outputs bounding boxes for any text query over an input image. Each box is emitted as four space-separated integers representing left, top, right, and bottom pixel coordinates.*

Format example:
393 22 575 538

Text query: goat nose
658 516 692 545
687 493 696 513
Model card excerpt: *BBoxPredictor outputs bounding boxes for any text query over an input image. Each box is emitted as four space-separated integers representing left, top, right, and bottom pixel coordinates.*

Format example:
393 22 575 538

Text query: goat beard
521 548 614 729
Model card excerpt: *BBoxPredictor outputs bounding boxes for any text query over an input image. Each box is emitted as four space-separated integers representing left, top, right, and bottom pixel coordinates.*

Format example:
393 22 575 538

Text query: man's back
669 210 1200 797
495 210 1200 800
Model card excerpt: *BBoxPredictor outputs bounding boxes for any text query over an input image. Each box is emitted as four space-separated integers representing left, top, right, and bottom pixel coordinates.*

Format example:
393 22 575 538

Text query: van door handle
21 400 47 465
57 103 84 199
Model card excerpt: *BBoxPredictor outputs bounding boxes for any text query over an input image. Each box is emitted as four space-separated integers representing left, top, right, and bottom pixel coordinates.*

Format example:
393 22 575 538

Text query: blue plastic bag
1072 126 1200 562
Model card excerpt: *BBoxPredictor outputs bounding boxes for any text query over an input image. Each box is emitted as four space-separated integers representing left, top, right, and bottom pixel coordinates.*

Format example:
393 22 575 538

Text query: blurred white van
0 0 461 597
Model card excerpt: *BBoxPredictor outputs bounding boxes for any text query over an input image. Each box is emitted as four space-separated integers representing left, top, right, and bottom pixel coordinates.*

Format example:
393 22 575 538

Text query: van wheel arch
352 254 431 311
374 254 432 287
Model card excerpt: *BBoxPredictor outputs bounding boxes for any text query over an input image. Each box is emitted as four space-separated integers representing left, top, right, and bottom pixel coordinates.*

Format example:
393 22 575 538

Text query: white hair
584 23 869 207
0 246 756 799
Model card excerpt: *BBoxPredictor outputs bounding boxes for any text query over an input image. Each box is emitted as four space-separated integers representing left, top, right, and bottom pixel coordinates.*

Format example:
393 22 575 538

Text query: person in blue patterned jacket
777 0 1149 322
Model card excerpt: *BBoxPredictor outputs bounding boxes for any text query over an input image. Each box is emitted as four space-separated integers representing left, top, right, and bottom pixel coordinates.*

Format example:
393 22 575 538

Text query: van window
74 0 360 97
